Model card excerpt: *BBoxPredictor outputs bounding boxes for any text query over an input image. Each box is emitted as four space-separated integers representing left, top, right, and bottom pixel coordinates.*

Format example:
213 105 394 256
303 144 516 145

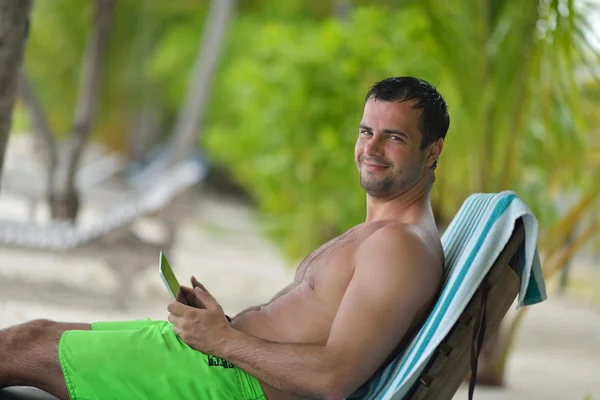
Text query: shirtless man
0 76 449 400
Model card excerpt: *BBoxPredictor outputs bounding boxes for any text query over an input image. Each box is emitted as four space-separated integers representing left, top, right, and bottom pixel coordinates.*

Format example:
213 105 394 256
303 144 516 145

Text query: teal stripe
524 251 542 304
439 196 479 277
445 194 494 274
441 196 475 261
440 195 477 256
445 198 488 279
443 194 489 271
446 194 494 265
376 194 516 398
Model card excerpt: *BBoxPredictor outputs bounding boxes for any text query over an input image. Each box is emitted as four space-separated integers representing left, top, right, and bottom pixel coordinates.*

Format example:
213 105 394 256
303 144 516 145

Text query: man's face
355 98 427 199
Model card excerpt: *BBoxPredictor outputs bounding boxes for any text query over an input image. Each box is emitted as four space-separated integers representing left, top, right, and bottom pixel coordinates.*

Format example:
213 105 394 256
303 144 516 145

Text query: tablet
159 251 181 301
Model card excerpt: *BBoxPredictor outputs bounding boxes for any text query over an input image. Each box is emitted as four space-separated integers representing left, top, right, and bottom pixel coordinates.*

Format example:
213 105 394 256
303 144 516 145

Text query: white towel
349 191 547 399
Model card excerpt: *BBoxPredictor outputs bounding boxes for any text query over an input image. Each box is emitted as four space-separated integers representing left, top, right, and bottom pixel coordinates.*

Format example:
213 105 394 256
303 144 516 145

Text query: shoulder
355 222 442 291
357 222 438 261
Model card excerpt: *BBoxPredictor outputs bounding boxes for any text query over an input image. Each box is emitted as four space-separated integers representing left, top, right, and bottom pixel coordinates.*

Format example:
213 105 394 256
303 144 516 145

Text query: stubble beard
360 172 394 198
359 164 423 199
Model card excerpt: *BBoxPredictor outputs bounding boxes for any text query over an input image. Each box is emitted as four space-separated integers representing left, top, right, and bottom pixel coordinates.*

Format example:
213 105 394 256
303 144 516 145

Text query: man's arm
211 226 442 398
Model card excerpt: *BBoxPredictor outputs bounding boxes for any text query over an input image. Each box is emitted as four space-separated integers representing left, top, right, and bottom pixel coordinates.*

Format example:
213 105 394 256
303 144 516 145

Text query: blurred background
0 0 598 399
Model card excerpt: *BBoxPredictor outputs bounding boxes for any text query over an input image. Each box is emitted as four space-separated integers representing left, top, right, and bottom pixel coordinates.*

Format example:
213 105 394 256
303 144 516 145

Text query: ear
425 138 444 167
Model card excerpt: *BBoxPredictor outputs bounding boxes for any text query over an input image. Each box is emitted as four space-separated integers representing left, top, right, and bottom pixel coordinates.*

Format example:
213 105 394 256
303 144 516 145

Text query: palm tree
412 0 600 385
0 0 32 184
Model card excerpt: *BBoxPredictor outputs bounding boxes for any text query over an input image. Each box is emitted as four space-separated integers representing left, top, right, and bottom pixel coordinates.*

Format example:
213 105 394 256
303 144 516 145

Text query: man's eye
360 130 372 136
390 135 404 142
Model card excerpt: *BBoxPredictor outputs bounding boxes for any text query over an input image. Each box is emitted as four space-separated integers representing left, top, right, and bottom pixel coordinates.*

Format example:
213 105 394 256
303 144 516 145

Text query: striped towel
348 191 547 399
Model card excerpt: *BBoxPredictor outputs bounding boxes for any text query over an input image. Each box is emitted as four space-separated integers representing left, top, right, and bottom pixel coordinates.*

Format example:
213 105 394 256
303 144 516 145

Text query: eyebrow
359 124 409 139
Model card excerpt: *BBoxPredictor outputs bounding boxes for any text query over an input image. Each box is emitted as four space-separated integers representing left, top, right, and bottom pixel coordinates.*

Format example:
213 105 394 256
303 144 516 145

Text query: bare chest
295 228 363 296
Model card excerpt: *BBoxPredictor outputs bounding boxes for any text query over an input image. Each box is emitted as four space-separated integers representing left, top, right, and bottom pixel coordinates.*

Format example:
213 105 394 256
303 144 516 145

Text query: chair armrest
0 387 58 400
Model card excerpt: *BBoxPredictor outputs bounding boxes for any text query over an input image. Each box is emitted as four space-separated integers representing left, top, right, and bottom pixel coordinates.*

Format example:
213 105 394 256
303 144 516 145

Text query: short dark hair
365 77 449 170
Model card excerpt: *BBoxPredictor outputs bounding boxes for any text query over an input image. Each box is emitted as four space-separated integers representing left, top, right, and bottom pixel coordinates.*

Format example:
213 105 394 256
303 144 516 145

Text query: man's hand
176 276 207 308
168 285 231 354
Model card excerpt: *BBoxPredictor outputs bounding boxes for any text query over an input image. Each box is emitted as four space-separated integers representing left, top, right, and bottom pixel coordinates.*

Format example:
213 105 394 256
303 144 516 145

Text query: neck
365 176 433 224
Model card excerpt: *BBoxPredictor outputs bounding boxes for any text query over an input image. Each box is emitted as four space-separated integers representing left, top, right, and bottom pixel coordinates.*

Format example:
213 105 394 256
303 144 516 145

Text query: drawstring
469 279 490 400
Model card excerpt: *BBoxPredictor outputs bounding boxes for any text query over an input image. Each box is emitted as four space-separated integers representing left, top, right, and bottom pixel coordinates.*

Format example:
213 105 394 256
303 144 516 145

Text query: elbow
320 387 348 400
318 370 357 400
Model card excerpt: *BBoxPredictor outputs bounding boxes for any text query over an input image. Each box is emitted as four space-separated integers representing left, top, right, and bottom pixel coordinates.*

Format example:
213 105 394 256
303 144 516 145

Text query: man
0 76 449 400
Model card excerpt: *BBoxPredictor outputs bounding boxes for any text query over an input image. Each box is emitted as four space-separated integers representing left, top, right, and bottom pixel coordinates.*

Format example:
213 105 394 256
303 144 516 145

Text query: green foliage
203 6 441 260
19 0 599 263
203 0 599 262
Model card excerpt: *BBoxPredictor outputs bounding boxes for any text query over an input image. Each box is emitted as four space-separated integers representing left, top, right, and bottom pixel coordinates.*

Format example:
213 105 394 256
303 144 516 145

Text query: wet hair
365 77 449 170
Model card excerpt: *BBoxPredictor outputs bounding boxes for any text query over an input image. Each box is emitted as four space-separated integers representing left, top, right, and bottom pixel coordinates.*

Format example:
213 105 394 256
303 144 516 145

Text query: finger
173 325 182 337
191 276 210 294
167 313 182 327
167 300 188 316
185 287 200 306
176 288 189 305
194 287 218 310
191 276 201 288
177 286 205 309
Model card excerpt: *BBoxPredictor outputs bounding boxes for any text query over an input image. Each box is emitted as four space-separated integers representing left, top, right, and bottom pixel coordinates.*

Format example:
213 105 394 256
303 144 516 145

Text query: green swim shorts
58 319 266 400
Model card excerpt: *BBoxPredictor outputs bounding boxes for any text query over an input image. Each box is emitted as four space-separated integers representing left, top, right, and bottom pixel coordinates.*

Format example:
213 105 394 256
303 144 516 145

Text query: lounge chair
348 191 546 399
0 191 547 400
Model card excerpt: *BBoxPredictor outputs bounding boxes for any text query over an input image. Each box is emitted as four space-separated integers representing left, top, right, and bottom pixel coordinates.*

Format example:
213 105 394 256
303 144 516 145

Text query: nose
364 134 385 157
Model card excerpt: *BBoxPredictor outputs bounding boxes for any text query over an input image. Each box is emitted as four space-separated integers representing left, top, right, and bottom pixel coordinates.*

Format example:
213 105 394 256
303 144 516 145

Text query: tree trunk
18 72 56 170
139 0 237 181
165 0 236 164
128 98 163 164
0 0 32 186
126 0 163 164
19 0 114 221
50 0 114 221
